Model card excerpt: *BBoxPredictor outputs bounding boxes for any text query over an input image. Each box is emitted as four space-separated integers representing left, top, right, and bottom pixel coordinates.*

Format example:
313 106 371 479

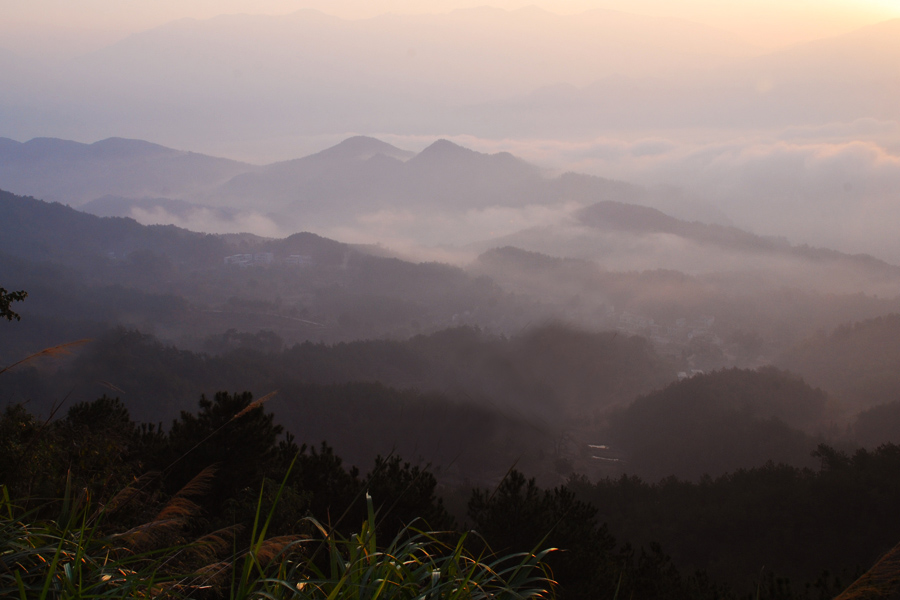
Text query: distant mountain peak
91 137 171 150
406 139 541 183
88 137 178 158
417 139 474 158
409 139 492 167
577 200 681 232
22 137 85 150
8 136 179 162
309 136 413 162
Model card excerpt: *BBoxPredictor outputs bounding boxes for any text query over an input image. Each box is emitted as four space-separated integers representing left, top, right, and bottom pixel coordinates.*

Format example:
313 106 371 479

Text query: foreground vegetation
1 479 554 600
4 391 900 599
4 287 900 599
0 392 713 599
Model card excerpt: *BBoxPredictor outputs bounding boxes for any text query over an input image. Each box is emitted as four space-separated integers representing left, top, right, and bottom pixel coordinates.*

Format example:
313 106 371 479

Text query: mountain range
0 136 256 206
0 134 662 238
3 133 899 299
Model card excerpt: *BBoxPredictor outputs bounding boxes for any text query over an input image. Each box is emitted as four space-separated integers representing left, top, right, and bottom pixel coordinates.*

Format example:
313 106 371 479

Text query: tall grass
832 540 900 600
0 476 180 599
236 493 555 600
1 473 556 600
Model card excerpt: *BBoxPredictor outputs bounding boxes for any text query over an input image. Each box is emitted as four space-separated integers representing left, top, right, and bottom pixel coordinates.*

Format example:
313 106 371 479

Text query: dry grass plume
834 541 900 600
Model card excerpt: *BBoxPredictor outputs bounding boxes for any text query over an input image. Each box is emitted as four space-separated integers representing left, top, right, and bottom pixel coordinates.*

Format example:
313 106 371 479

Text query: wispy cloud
379 121 900 262
325 201 582 253
129 206 290 238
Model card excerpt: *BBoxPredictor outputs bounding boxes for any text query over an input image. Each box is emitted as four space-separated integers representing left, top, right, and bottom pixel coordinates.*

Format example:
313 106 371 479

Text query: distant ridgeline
0 188 349 269
0 188 537 363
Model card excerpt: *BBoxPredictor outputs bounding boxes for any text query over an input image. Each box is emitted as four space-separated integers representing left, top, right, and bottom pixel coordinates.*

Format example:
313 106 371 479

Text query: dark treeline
0 323 674 483
607 367 832 481
0 393 455 583
569 444 900 594
8 323 885 485
780 314 900 413
4 393 895 599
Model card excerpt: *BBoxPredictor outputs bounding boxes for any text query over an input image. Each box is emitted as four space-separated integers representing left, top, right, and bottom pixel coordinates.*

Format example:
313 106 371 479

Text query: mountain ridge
5 133 898 284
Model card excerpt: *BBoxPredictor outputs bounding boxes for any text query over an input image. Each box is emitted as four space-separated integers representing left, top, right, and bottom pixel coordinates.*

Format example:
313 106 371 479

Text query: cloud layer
389 120 900 263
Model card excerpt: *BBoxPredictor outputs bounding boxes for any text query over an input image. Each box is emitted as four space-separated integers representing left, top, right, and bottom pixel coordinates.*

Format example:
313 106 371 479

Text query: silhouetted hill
3 133 725 241
578 201 900 271
778 315 900 413
853 400 900 448
0 188 227 267
606 367 826 481
576 201 767 251
0 321 673 483
473 244 900 372
0 188 545 358
476 199 900 296
0 136 257 206
401 139 541 208
477 246 574 272
301 135 414 162
215 137 411 217
0 137 19 153
408 138 519 168
209 136 549 224
0 188 370 273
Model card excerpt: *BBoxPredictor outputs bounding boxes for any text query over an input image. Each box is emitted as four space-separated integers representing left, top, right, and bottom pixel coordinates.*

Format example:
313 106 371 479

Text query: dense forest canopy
779 314 900 412
3 392 899 599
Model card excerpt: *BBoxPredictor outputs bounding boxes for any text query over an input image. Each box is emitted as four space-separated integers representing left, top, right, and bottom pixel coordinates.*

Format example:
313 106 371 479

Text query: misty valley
4 132 900 599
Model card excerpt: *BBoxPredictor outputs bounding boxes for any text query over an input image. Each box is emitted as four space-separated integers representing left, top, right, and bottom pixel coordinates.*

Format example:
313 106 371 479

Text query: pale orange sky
3 0 900 57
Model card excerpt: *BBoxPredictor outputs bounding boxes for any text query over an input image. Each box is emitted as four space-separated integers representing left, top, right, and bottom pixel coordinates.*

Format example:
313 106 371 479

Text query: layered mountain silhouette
0 136 257 206
473 199 900 297
216 136 544 216
0 188 360 270
4 132 900 298
0 135 642 233
0 187 544 357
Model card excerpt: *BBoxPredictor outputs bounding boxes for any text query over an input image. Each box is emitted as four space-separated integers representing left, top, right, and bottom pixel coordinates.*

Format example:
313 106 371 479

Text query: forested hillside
0 189 538 363
606 367 830 480
779 314 900 411
2 325 846 487
1 323 673 484
4 391 898 599
5 186 900 599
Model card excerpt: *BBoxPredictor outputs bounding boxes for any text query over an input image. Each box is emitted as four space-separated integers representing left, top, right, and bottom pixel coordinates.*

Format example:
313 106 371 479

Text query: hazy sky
4 0 900 57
